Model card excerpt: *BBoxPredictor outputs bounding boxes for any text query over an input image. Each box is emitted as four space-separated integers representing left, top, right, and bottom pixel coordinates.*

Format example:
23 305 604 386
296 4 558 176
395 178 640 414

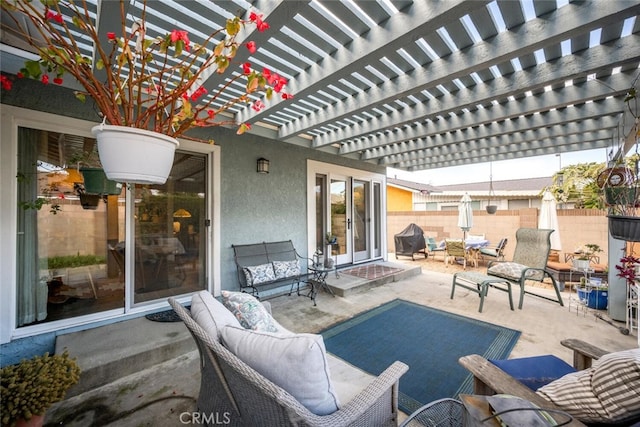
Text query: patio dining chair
479 237 508 263
444 239 469 269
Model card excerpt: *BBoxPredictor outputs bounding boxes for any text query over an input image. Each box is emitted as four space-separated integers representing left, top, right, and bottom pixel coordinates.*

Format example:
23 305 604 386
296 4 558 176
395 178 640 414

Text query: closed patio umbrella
539 190 562 251
458 193 473 240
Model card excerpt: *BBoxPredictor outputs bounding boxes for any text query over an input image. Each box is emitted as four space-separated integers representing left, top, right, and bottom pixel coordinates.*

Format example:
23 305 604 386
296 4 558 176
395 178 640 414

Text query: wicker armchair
168 297 408 426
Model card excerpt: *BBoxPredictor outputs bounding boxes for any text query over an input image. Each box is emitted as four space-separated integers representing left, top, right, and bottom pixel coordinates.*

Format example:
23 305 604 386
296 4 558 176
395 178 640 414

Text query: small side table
307 265 336 306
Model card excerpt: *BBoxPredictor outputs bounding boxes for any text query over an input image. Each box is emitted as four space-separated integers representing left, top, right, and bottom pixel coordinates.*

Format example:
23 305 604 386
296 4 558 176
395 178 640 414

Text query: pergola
2 0 639 171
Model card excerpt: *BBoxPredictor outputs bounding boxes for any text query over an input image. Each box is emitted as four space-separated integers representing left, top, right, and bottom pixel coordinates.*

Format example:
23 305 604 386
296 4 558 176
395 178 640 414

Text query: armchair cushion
221 290 279 332
190 290 241 339
220 325 341 416
243 263 276 285
490 355 576 391
536 348 640 423
487 261 544 282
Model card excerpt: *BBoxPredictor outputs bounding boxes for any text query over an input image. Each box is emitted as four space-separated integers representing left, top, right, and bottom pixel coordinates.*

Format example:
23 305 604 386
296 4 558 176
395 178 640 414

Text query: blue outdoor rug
321 299 521 415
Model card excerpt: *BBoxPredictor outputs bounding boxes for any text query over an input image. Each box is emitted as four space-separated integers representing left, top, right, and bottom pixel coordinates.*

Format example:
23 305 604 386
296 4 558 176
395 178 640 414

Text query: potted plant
324 232 337 268
1 351 81 427
572 243 602 270
67 149 122 196
1 0 292 184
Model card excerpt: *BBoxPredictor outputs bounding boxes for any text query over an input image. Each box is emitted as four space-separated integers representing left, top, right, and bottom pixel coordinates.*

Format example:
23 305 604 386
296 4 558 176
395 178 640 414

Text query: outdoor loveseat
232 240 307 298
168 292 408 426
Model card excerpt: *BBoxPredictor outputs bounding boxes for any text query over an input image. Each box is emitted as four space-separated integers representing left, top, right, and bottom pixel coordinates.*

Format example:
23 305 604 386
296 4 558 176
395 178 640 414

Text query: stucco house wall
387 185 413 212
0 78 385 347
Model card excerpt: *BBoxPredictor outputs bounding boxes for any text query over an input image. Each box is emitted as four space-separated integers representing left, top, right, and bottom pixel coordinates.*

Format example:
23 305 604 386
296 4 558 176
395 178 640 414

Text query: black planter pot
486 205 498 214
80 194 101 210
608 215 640 242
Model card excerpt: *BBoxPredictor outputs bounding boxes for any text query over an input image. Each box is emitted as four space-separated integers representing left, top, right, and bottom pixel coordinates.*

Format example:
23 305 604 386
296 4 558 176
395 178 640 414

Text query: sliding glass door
15 126 211 327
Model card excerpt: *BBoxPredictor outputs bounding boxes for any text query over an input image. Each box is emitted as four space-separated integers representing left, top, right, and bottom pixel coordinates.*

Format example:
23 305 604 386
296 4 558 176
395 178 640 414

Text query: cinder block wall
388 209 609 263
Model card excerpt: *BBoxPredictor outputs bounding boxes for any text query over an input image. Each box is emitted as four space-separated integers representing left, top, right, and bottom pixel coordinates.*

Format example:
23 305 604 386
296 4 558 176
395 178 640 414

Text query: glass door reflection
133 151 207 303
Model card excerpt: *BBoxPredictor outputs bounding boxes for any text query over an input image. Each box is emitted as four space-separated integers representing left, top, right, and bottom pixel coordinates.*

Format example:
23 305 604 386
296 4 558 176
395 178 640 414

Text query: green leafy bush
40 254 106 270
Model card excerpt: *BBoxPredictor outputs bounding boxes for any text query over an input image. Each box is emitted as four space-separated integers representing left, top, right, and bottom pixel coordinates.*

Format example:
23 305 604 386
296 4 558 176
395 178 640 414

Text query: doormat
321 299 520 415
145 309 183 322
341 264 404 280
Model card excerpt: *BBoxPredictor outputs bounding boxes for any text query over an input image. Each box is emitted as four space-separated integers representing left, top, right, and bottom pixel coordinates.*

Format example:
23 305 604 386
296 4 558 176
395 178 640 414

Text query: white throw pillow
221 290 279 332
220 325 340 416
190 291 241 340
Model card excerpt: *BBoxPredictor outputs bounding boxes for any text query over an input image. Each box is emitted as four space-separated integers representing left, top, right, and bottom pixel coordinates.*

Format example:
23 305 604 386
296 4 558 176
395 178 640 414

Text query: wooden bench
232 240 308 298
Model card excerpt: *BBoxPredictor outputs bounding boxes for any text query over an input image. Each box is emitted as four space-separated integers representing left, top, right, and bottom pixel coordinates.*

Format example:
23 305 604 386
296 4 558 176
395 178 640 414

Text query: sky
387 148 611 186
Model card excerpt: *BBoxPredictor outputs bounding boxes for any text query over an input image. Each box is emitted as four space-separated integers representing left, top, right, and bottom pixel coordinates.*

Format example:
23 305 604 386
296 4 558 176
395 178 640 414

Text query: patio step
55 316 195 398
327 262 422 297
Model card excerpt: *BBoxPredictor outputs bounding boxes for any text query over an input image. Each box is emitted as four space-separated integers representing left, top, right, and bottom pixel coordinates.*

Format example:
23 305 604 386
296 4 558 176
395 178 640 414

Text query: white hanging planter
91 125 179 185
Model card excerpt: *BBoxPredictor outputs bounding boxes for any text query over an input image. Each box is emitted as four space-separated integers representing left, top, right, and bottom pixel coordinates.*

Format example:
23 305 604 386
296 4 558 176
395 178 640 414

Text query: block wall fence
387 209 611 264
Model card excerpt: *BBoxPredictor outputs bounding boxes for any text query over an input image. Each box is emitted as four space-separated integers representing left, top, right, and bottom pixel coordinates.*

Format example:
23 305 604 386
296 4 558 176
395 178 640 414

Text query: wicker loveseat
168 292 408 426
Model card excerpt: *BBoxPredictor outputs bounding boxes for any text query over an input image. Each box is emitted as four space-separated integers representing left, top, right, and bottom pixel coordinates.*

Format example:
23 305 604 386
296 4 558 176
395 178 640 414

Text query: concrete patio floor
45 258 638 426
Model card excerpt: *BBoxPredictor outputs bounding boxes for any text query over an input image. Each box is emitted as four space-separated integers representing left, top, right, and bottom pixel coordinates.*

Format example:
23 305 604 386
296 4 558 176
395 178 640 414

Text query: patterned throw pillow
537 348 640 423
243 263 276 285
221 290 278 332
272 260 300 280
487 261 544 282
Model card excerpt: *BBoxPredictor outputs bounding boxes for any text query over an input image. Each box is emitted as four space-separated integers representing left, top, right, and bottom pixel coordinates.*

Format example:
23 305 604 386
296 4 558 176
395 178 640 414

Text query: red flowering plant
0 0 292 140
615 254 640 285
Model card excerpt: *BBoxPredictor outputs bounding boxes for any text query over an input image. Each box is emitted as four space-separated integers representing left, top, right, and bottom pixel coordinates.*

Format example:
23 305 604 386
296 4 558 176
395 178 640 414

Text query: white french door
308 161 386 266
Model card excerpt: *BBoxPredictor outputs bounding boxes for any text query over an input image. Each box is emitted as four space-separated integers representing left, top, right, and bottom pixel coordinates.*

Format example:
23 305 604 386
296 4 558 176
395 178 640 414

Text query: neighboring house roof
387 178 442 194
388 176 553 199
436 177 553 192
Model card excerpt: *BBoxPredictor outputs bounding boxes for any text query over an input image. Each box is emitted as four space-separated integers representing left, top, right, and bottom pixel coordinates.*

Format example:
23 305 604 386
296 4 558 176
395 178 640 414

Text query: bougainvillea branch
0 0 292 139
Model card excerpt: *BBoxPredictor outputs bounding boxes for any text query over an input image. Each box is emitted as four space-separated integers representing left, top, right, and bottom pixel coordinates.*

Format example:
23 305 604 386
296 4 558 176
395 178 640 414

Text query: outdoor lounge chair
451 228 563 310
459 339 640 426
168 296 408 426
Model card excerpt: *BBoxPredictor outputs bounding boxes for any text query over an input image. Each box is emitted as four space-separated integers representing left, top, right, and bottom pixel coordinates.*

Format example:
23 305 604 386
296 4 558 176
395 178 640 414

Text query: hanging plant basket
79 167 122 195
608 215 640 242
486 205 498 214
91 125 179 185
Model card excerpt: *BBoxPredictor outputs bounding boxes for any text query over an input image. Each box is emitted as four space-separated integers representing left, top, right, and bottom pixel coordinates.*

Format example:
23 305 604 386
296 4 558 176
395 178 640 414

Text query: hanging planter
91 125 179 185
79 167 122 195
486 205 497 214
608 215 640 242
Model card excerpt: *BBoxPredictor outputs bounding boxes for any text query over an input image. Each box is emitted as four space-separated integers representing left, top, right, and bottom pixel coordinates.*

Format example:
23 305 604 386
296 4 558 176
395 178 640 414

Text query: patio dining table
465 239 490 267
